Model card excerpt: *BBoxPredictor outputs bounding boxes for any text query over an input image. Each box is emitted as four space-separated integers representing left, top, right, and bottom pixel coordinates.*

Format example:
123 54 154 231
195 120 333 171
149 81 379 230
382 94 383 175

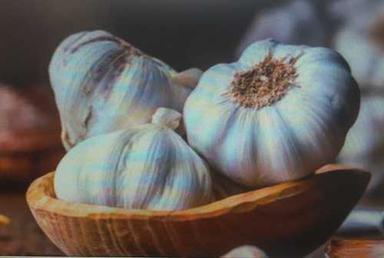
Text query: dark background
0 0 283 87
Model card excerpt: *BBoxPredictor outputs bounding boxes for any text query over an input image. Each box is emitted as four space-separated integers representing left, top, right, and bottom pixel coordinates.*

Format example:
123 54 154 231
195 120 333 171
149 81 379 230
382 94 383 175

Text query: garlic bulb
236 0 328 57
184 39 360 188
54 108 213 211
221 245 268 258
49 30 202 150
333 2 384 90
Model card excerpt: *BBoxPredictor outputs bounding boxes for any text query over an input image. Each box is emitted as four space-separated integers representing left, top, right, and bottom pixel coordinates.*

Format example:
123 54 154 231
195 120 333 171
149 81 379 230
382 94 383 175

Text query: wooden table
0 191 62 255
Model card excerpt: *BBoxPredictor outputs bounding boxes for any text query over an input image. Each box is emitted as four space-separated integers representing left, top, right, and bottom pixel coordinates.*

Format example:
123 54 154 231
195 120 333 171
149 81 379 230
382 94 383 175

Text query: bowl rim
26 164 369 221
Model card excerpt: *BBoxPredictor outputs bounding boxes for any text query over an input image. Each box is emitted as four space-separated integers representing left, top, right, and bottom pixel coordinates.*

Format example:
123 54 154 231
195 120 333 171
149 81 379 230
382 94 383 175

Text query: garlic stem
152 108 182 130
171 68 203 89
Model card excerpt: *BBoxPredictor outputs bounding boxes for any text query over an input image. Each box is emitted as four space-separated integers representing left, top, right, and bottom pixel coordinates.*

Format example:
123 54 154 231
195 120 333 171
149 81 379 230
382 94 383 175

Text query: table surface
0 191 62 255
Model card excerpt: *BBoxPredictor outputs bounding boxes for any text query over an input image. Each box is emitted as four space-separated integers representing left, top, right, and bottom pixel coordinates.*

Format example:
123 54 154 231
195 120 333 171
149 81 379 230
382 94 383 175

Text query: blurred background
0 0 383 256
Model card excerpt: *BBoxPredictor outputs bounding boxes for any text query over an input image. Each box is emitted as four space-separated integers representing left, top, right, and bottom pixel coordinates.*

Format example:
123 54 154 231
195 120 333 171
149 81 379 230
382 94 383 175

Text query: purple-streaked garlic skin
54 108 213 211
49 30 201 150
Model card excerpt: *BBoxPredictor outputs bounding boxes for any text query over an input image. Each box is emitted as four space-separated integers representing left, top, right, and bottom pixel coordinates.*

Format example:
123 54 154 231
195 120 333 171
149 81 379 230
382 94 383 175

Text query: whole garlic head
54 108 213 211
49 30 202 150
184 39 360 188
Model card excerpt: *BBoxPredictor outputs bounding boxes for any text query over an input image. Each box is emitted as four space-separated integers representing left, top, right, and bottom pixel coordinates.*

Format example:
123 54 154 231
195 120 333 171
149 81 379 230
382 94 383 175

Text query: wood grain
326 238 384 258
26 165 370 257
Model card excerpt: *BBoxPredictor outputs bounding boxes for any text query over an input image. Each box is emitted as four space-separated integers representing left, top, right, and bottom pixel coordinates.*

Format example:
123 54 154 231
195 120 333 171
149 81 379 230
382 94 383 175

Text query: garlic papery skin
54 108 213 211
49 30 202 150
184 39 360 188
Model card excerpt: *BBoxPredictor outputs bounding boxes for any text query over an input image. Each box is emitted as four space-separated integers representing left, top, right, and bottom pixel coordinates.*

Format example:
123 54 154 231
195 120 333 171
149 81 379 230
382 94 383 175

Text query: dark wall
0 0 277 87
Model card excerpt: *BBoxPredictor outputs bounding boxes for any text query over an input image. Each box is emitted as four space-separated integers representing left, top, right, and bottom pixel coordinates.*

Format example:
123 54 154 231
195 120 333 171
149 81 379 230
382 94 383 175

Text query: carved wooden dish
26 165 369 257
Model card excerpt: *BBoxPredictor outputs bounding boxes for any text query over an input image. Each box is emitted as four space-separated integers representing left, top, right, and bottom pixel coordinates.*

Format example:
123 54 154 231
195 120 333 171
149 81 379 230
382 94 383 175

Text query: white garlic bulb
184 39 360 188
221 245 268 258
49 30 202 150
236 0 328 57
54 108 213 211
333 2 384 90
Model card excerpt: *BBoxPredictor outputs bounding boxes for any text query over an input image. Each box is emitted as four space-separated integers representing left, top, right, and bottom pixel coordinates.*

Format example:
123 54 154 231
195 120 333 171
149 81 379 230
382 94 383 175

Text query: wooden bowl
26 165 369 257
